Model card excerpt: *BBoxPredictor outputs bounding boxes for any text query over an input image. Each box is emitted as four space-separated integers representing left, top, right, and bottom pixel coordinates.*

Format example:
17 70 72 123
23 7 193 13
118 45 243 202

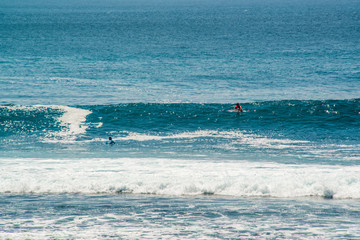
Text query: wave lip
43 105 92 143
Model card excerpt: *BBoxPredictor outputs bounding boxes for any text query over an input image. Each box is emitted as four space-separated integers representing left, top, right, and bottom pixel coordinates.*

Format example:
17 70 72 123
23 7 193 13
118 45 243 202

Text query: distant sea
1 0 359 238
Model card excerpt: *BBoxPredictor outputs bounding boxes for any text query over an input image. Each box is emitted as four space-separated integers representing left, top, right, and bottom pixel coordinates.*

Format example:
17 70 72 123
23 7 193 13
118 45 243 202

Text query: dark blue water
1 0 360 238
1 0 359 105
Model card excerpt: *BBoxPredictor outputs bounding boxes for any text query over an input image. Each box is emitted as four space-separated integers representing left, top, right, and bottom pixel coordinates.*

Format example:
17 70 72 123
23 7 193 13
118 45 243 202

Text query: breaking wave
1 157 359 199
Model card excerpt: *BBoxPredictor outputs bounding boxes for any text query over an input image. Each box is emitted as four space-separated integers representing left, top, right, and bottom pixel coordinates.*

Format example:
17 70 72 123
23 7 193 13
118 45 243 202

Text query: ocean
1 0 360 239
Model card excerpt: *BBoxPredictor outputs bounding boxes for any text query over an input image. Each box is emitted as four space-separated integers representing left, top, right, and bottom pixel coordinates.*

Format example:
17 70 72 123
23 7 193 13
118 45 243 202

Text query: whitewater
2 157 360 199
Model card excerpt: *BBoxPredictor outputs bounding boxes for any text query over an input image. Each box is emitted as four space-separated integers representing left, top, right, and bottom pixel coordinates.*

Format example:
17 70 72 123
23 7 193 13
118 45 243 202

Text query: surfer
234 103 243 112
106 137 115 145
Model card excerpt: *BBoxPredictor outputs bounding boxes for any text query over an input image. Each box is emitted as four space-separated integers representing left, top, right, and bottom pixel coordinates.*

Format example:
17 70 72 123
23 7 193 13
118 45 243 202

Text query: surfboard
228 109 243 113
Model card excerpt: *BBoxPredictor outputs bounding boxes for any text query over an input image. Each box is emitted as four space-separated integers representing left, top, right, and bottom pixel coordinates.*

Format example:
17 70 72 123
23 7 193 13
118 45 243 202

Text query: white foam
122 130 218 141
1 157 359 199
43 105 92 143
118 130 308 149
0 105 92 143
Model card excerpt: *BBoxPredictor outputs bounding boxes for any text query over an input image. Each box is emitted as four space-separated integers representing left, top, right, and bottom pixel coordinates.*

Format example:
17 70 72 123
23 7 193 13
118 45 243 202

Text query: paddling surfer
234 103 243 112
106 137 115 145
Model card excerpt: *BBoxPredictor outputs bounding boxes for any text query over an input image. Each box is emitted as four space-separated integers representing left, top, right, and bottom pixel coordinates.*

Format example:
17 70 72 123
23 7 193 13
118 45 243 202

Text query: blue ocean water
1 0 360 238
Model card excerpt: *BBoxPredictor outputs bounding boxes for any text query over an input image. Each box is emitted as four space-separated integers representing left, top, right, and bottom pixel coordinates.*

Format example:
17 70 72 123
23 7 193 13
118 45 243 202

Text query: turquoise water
1 0 360 238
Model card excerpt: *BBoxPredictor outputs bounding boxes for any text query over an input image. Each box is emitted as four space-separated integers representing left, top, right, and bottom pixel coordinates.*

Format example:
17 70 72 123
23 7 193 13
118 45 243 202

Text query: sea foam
1 157 359 199
43 105 92 143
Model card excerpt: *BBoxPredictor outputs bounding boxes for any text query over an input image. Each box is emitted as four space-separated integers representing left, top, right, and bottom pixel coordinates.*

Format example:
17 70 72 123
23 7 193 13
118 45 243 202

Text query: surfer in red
235 103 243 112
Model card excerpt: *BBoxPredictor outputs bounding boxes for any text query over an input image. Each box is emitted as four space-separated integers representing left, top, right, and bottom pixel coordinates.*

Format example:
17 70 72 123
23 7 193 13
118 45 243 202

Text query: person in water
235 103 243 112
106 137 115 145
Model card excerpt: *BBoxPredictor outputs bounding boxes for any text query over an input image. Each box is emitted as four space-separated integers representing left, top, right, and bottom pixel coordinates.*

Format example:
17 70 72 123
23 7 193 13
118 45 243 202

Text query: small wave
0 105 92 143
0 105 91 143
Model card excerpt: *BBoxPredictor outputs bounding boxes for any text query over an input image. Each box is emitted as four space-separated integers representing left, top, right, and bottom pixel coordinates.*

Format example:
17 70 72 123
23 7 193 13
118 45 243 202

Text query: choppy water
1 0 360 239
